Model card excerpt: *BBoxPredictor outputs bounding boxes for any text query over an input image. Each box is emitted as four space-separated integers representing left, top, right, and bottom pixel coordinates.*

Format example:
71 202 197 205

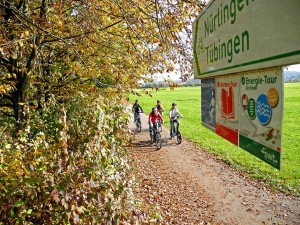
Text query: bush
0 93 141 224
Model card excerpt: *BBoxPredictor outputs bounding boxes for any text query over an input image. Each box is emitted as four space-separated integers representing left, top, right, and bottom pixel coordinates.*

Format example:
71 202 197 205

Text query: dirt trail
128 112 300 224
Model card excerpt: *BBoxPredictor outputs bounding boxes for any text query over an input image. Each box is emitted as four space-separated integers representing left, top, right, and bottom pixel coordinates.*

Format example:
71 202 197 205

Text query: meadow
131 83 300 197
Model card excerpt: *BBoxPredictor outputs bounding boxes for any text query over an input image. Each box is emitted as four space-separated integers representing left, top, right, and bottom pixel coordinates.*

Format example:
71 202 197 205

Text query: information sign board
200 67 283 169
239 68 283 169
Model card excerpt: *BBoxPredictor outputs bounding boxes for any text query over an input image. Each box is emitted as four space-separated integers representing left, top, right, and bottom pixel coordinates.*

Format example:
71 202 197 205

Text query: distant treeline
140 80 202 88
284 71 300 82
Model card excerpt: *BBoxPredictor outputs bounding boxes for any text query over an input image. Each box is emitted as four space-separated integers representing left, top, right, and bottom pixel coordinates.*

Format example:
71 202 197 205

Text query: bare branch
155 0 166 43
42 20 123 44
0 95 14 103
0 125 8 137
0 109 14 117
0 103 13 107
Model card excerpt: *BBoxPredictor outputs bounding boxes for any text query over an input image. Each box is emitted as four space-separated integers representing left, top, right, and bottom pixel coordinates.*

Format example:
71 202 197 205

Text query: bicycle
170 116 182 144
150 121 162 150
157 118 163 132
134 111 142 132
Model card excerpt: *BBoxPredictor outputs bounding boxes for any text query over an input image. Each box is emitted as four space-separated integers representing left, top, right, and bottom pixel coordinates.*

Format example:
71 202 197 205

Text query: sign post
194 0 300 169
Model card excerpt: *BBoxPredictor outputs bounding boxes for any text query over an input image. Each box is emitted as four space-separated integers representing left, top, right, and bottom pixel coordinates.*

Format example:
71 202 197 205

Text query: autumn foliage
0 0 204 223
0 95 138 223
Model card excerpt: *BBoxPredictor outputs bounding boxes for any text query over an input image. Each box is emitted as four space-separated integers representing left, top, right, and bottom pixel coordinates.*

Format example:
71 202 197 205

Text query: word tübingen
206 30 249 64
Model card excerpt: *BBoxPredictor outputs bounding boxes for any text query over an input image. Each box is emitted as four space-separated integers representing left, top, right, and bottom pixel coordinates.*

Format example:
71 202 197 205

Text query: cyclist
169 103 183 139
155 100 165 116
132 100 143 124
148 107 164 135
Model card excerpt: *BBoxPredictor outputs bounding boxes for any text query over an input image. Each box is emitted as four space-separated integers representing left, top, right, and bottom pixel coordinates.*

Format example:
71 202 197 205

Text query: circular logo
241 94 248 110
247 98 256 120
268 87 279 107
241 77 245 85
256 94 272 125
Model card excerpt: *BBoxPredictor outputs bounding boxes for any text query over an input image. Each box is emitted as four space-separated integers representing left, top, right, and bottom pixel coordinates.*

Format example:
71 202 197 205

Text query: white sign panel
239 68 283 169
193 0 300 78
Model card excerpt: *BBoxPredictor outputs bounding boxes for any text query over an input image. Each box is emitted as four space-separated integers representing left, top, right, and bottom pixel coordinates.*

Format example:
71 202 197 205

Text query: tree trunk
13 71 30 131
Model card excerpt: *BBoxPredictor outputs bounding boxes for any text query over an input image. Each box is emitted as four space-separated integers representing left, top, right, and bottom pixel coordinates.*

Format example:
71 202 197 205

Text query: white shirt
169 108 183 119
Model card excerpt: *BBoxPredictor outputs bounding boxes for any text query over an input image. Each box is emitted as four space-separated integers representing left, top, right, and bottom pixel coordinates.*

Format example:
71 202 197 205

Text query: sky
285 64 300 71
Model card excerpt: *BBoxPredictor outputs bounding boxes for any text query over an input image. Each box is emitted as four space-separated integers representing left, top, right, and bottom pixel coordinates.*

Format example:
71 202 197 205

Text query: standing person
148 107 164 135
132 100 143 124
169 103 183 139
155 100 165 116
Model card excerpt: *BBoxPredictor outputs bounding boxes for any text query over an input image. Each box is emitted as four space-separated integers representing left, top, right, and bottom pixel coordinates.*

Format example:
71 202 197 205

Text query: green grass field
130 83 300 196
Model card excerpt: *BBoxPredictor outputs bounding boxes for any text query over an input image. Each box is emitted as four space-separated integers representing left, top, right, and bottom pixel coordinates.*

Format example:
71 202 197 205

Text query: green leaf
15 201 24 207
5 144 12 149
26 177 41 185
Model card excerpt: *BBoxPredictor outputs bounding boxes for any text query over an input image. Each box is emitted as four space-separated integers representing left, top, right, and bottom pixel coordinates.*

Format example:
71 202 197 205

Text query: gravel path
128 112 300 224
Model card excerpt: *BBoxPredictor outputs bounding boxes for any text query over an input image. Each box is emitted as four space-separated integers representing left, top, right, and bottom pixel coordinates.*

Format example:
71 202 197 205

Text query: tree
0 1 206 223
0 0 204 132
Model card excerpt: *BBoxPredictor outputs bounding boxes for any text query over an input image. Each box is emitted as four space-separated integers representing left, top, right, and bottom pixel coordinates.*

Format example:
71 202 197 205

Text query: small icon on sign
256 94 271 125
268 87 279 107
241 94 248 110
221 87 235 119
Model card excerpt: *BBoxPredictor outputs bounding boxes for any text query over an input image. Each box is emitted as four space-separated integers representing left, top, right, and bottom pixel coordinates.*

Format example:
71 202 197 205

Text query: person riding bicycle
132 100 143 124
148 107 164 135
155 100 165 116
169 103 183 139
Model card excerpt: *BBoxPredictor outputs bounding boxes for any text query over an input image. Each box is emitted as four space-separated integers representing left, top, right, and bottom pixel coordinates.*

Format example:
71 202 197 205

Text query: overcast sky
286 64 300 71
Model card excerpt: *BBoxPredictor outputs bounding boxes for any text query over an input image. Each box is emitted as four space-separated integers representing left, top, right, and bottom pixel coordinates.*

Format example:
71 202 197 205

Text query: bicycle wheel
150 132 154 143
155 132 162 150
158 120 162 132
177 133 182 144
137 118 142 132
172 126 176 139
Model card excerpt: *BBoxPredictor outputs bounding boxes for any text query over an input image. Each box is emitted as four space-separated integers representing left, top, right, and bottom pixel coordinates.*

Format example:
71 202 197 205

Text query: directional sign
193 0 300 78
